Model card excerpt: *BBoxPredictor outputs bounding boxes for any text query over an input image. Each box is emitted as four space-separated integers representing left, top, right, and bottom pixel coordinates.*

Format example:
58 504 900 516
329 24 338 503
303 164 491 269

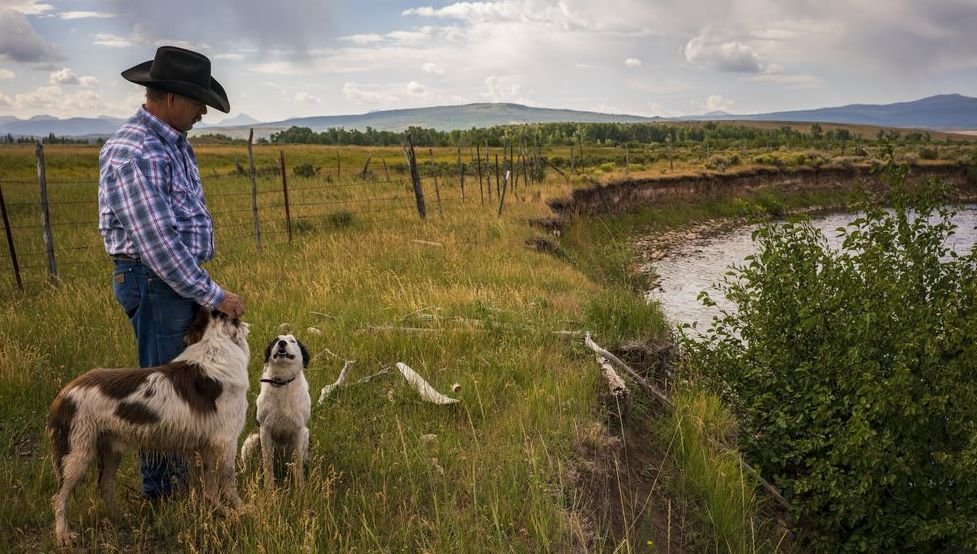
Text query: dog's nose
277 340 287 349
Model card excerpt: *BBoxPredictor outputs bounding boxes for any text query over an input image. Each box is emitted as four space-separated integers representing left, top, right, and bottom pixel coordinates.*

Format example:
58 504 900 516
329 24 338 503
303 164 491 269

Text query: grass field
1 139 972 551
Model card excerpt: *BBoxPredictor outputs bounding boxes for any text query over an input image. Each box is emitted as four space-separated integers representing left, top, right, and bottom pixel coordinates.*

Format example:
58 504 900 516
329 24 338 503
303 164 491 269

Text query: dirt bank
548 163 974 216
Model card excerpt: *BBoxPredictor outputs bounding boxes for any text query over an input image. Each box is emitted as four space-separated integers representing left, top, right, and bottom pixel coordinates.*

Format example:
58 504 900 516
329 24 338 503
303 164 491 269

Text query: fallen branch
317 360 355 404
582 332 792 512
584 332 669 406
396 363 459 404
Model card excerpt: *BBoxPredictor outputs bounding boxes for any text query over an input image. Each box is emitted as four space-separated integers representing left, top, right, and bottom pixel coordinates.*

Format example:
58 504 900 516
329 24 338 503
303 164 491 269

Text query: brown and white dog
240 335 311 487
46 309 251 547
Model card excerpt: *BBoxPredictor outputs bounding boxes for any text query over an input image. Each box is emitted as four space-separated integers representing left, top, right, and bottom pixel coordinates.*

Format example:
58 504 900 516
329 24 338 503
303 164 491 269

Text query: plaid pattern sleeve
99 109 224 309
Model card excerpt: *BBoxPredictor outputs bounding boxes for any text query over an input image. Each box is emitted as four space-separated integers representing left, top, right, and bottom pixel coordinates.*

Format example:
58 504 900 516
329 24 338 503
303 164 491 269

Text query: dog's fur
47 309 251 547
240 335 311 486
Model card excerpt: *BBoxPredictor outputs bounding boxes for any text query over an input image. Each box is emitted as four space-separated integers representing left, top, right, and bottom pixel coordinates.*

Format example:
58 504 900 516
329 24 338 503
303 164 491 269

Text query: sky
0 0 975 124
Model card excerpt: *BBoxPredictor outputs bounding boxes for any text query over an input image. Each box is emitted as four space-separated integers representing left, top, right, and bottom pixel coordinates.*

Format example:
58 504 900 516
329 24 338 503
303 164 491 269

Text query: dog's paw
55 530 79 548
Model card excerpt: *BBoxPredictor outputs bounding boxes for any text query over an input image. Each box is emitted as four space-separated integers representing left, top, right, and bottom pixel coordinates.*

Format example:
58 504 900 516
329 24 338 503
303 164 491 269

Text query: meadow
1 137 973 551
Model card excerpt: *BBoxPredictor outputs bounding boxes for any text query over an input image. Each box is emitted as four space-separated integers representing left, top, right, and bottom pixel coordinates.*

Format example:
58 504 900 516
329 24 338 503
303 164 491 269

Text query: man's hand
216 291 245 319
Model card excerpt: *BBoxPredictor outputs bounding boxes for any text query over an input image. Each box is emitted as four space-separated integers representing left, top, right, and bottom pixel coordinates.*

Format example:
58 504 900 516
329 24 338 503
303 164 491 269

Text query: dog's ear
299 340 311 368
263 338 277 363
184 307 210 346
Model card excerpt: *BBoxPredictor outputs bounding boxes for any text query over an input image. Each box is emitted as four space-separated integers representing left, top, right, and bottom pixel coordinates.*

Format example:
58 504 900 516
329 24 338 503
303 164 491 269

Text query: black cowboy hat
122 45 230 113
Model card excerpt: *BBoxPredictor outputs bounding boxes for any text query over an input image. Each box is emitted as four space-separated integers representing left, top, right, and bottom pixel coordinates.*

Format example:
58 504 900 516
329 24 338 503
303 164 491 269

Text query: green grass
5 142 961 551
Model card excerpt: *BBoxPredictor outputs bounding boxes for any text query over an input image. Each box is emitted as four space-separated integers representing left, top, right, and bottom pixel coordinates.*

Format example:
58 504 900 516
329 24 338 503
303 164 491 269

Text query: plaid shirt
98 107 224 309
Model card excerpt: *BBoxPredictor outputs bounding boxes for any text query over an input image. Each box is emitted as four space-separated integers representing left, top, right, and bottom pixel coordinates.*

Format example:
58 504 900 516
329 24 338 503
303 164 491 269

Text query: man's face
171 94 207 132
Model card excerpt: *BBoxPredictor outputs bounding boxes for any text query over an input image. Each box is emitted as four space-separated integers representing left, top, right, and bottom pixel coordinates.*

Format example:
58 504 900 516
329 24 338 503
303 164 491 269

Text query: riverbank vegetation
680 167 977 551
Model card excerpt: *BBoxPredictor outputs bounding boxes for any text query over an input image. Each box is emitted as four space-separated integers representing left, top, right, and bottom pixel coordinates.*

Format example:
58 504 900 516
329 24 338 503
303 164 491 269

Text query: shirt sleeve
104 156 225 309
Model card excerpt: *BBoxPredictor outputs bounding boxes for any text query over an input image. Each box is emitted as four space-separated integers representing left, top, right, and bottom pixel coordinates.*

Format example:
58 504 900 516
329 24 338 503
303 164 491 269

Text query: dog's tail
240 433 260 464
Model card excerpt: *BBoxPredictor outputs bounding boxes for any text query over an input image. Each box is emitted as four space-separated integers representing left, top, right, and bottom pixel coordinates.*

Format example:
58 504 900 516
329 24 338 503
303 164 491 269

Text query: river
646 207 977 331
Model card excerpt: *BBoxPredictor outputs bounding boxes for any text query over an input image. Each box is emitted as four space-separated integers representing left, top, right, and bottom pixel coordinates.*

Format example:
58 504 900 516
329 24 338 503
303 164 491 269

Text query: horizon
3 93 973 126
1 1 976 124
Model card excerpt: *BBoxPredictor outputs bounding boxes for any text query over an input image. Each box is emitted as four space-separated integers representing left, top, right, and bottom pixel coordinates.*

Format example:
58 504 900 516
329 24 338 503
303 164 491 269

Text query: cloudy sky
0 0 975 123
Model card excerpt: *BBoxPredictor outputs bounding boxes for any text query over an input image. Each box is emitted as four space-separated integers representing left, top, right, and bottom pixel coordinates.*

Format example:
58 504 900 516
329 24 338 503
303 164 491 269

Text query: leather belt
111 253 140 262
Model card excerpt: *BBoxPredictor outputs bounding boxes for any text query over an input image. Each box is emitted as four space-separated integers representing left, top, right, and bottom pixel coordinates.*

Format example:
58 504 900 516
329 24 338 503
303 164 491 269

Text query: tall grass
0 141 908 550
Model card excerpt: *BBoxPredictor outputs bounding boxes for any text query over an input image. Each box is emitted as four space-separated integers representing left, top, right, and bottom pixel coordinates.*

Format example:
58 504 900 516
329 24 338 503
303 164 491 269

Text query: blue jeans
112 258 199 499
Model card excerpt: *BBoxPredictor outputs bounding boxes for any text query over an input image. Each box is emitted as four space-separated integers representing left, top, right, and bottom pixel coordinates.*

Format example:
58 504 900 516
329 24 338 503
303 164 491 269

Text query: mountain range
1 94 974 140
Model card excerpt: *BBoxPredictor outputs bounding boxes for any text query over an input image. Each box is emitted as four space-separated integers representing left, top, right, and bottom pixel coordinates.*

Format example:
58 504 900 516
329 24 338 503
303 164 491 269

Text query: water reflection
646 207 977 332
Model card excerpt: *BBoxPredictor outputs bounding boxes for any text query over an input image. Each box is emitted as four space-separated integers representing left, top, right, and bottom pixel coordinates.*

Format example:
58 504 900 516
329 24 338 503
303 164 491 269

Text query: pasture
2 138 972 551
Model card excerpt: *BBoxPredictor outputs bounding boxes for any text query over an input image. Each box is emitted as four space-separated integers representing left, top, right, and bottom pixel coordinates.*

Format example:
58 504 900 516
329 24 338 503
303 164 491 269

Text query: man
98 45 245 500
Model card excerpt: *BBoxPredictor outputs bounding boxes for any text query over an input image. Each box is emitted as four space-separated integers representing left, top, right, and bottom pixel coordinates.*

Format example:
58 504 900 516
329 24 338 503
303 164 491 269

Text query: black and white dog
241 335 311 486
47 309 251 547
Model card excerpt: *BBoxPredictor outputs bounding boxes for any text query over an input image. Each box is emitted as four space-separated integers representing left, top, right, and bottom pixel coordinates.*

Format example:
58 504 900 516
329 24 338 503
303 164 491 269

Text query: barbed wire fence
0 133 546 291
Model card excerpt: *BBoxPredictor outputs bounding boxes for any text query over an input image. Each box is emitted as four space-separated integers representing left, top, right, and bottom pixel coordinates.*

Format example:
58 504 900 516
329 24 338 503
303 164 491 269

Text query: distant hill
2 94 975 139
210 103 659 140
686 94 977 129
0 115 126 138
201 113 261 128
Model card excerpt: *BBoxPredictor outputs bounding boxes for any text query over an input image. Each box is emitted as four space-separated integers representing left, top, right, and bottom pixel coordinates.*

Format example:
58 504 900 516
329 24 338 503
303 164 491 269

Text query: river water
646 207 977 331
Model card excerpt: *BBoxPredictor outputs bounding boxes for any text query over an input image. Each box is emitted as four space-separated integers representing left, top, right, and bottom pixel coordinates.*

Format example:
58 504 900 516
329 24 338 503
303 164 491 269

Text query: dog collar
260 377 296 388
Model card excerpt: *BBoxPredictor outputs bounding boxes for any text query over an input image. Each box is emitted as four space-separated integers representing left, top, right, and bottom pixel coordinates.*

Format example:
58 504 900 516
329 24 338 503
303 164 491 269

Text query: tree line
256 121 942 149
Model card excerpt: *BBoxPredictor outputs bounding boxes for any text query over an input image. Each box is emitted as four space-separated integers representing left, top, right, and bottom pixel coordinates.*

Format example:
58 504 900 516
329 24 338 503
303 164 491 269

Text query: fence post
247 129 262 253
403 134 425 220
382 158 390 183
498 153 509 217
35 142 57 284
429 149 442 217
475 144 484 206
336 150 341 179
279 150 292 243
0 177 23 290
456 145 465 203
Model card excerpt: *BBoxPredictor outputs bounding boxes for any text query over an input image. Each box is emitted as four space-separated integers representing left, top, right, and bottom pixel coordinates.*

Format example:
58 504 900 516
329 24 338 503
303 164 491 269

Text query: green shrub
681 171 977 552
294 163 321 178
919 147 939 160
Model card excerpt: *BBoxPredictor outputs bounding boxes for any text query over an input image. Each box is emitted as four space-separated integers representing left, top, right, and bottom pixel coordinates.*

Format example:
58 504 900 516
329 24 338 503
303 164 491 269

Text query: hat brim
122 60 230 114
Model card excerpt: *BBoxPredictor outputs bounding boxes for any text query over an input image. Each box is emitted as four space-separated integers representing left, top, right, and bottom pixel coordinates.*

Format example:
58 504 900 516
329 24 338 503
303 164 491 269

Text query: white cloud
342 82 400 105
624 57 642 68
55 11 115 20
49 67 97 86
294 91 321 104
421 62 444 74
0 67 13 79
482 75 530 103
692 94 734 113
0 84 109 116
213 53 245 61
1 1 54 16
684 33 765 73
341 33 384 45
93 33 132 48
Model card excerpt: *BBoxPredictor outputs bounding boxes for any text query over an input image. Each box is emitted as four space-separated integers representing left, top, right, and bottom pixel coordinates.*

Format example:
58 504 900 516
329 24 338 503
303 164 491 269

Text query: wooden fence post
382 158 390 182
247 129 262 253
498 154 509 218
456 145 465 203
0 177 23 290
35 142 57 284
475 144 484 206
279 150 292 243
429 149 442 216
336 149 341 179
403 134 425 220
360 155 372 179
494 153 500 201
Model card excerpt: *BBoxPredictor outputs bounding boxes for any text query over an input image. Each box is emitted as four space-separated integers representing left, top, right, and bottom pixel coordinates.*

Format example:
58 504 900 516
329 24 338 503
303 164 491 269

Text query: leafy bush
294 163 321 178
681 171 977 552
919 147 939 160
